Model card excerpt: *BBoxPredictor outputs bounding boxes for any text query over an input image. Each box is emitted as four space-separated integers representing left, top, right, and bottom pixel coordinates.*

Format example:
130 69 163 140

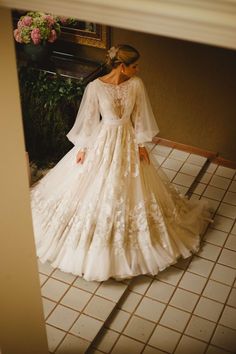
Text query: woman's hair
106 44 140 68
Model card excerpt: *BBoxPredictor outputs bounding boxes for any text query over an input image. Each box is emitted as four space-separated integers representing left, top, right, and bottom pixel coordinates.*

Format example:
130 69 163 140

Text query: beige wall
0 8 48 354
114 28 236 161
80 27 236 161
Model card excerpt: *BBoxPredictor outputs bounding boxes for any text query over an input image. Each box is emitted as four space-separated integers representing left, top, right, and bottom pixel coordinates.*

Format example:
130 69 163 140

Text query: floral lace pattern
30 76 211 281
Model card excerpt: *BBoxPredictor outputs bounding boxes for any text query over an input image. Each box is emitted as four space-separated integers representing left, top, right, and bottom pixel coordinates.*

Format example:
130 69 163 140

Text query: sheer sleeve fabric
131 77 160 145
66 81 100 149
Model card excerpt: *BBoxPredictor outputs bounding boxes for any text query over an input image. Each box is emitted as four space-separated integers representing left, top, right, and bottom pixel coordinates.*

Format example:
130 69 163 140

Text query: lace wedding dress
31 76 211 281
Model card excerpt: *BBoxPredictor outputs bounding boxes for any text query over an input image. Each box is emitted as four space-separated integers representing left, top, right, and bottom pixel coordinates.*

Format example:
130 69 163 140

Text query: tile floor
37 143 236 354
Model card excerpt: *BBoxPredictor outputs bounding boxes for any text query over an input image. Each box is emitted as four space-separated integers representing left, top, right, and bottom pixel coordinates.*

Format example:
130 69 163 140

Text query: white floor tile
42 297 57 319
39 273 48 286
61 286 92 312
73 277 100 293
229 180 236 193
188 256 215 277
206 345 233 354
193 182 206 195
92 328 119 353
197 242 222 261
180 163 202 177
194 297 224 322
118 290 142 312
217 203 236 219
227 288 236 308
223 191 236 206
51 269 76 284
161 168 177 181
231 222 236 235
70 314 103 341
201 197 220 213
186 154 207 166
203 229 228 247
106 308 130 332
215 166 236 179
148 325 181 352
210 175 231 190
143 345 166 354
95 279 127 302
156 266 184 286
46 324 66 353
38 260 54 276
129 275 153 295
203 280 231 303
219 306 236 330
175 335 207 354
159 305 190 332
146 280 175 303
41 278 70 302
211 215 235 233
170 288 199 312
225 234 236 251
211 325 236 352
135 297 166 322
46 304 79 331
84 295 115 321
203 186 225 201
152 145 172 157
178 271 207 294
111 335 145 353
197 172 213 184
55 333 90 354
123 315 155 342
172 173 195 187
218 249 236 268
185 315 216 342
151 154 166 165
172 184 189 195
206 163 218 174
210 264 236 286
162 158 183 171
169 149 190 161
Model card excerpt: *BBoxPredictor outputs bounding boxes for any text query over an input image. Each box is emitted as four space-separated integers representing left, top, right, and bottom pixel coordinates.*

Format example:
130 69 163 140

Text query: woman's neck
101 69 129 85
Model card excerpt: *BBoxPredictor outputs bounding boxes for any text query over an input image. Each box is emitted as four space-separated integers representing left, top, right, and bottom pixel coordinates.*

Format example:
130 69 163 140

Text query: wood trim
3 0 236 50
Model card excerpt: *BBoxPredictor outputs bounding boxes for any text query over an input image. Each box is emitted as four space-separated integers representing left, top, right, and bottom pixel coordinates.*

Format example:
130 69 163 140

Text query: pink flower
17 20 24 29
58 16 68 25
48 29 57 43
44 14 55 27
21 16 32 27
13 29 22 43
31 28 41 45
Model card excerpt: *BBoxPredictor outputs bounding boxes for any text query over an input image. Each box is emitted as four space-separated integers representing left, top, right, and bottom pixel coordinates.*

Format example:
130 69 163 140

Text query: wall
0 8 49 354
79 26 236 161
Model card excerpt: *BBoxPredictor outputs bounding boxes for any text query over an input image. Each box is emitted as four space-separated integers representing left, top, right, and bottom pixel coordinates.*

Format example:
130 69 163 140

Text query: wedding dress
30 76 211 281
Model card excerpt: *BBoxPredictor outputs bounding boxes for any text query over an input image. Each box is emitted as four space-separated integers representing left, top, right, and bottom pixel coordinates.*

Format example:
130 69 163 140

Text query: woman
31 44 211 281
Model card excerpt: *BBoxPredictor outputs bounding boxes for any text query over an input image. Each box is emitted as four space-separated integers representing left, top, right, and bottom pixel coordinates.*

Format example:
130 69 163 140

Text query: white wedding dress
31 76 211 281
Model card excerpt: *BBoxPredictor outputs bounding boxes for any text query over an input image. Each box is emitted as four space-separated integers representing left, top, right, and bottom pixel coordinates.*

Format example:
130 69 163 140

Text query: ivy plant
18 66 85 167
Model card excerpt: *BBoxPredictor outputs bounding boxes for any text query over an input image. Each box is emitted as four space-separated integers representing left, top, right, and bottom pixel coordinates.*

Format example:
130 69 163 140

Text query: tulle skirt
31 120 211 281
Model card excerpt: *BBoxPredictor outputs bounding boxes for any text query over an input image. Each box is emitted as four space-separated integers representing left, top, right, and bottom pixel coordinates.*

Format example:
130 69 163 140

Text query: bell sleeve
66 81 100 149
131 77 160 145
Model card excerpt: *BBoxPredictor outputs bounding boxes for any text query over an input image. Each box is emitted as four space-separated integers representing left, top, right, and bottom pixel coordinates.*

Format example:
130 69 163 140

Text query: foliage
18 66 85 167
13 11 61 45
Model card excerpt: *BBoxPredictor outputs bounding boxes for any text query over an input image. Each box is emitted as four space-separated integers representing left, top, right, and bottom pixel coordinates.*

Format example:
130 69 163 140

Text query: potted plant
13 11 61 62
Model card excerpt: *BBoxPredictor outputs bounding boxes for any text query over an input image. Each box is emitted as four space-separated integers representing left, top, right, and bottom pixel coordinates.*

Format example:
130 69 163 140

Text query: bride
30 44 211 281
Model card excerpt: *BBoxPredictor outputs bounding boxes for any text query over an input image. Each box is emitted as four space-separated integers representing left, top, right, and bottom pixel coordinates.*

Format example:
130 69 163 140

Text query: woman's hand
139 146 150 163
76 150 86 164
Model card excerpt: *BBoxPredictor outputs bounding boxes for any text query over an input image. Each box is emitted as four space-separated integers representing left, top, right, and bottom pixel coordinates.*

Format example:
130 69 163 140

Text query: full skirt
31 121 211 281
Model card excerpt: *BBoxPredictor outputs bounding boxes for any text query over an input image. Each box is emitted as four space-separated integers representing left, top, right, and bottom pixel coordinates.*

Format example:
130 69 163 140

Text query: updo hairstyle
106 44 140 68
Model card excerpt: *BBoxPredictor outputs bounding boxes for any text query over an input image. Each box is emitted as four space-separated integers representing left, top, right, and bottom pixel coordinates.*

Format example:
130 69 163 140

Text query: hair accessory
107 46 119 60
